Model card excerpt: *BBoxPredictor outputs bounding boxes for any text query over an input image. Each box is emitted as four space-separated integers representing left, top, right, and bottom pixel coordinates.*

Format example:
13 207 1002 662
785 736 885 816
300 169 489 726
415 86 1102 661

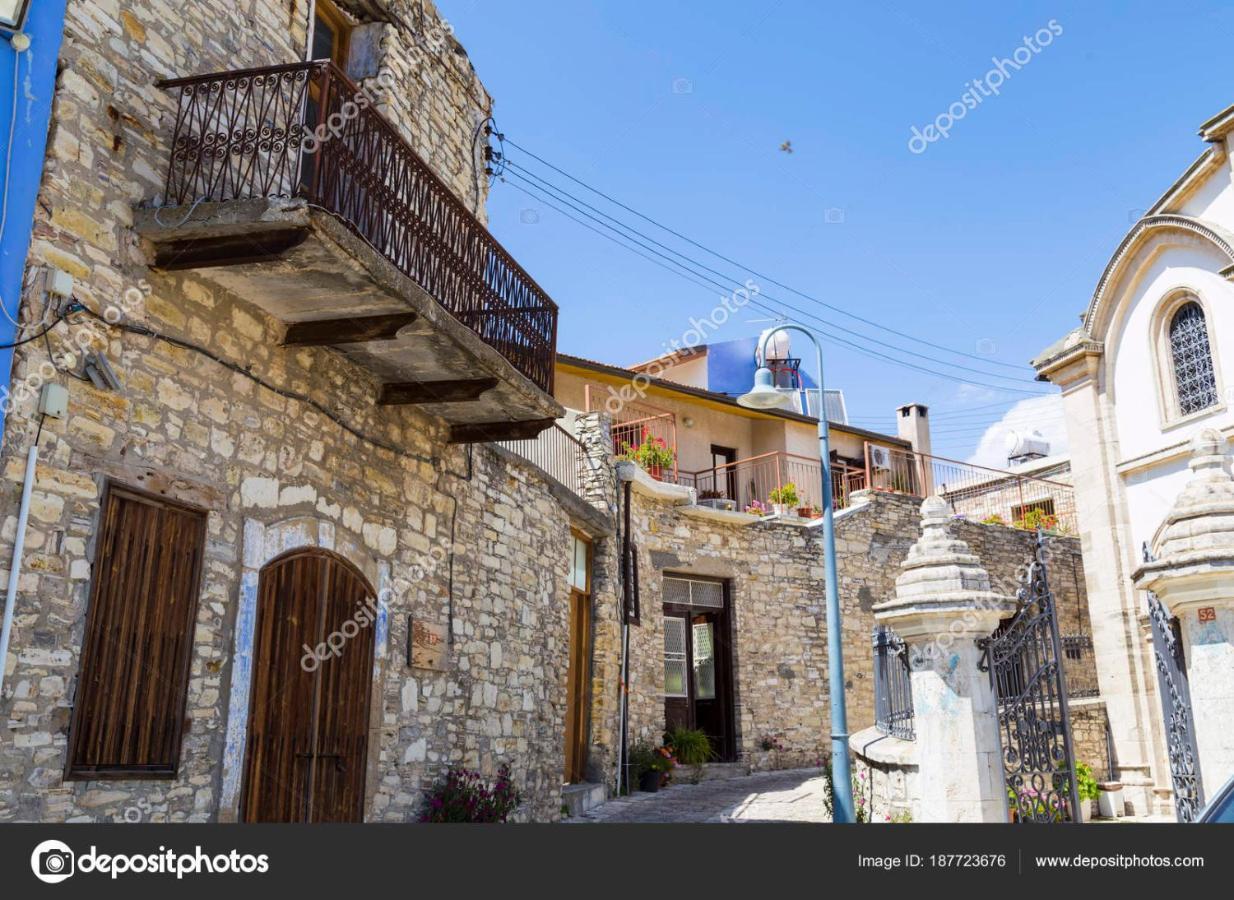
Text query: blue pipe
0 1 68 438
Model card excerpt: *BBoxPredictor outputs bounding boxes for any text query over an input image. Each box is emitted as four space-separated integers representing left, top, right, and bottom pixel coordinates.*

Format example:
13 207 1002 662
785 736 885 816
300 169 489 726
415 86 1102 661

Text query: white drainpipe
0 443 39 702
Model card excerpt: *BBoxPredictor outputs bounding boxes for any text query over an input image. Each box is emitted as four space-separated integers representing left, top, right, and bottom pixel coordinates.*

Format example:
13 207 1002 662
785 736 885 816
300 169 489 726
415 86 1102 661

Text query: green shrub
665 727 713 767
1075 762 1100 802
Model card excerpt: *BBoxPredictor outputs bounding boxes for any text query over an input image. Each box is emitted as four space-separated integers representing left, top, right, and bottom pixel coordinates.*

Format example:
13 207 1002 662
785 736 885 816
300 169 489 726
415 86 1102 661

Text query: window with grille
65 486 207 779
664 617 688 697
662 576 724 609
1168 302 1219 416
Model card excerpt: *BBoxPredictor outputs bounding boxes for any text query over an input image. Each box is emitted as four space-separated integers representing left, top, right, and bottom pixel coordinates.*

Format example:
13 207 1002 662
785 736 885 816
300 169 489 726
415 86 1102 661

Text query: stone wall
0 0 571 823
1070 699 1112 780
621 497 836 772
600 486 1092 781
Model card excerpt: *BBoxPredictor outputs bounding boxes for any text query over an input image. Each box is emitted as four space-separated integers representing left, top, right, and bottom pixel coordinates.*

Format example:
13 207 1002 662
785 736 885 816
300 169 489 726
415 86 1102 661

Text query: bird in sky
779 140 793 153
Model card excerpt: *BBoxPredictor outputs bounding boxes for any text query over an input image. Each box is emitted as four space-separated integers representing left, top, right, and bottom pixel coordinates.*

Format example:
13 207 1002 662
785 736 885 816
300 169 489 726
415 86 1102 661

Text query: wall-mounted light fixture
0 0 33 35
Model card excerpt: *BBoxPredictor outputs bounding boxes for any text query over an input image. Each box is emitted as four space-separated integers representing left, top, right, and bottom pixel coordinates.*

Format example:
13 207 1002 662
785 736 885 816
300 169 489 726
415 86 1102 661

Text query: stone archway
219 516 390 822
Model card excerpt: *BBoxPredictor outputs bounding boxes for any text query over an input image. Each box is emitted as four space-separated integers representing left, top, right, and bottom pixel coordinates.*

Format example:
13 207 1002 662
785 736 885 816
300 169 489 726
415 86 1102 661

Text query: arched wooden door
240 548 376 822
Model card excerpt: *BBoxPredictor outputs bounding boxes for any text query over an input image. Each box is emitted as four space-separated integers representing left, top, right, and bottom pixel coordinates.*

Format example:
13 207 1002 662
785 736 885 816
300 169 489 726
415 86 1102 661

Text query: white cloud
965 395 1067 468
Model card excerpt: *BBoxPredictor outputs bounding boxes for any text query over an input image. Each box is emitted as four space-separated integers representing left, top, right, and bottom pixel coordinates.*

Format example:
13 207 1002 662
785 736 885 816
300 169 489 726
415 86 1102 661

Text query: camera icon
672 77 693 95
823 207 845 224
31 840 75 884
519 208 540 225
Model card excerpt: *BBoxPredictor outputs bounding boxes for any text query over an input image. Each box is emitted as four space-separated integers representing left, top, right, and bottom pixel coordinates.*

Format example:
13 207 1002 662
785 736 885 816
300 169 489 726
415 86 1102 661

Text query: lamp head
737 366 792 410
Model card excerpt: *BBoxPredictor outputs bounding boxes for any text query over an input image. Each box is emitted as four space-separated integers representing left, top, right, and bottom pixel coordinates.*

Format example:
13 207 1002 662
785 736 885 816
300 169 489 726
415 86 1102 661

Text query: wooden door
662 577 736 762
563 592 592 783
240 549 375 822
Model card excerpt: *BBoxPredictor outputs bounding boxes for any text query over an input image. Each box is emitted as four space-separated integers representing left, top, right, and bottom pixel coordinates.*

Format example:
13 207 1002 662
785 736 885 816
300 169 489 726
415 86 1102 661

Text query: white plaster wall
1108 251 1234 457
1178 142 1234 224
1122 457 1191 556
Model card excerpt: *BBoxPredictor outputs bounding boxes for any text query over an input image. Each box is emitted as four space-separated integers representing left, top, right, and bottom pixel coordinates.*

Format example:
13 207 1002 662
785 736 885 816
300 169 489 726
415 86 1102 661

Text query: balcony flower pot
638 769 661 793
617 429 675 483
768 482 800 517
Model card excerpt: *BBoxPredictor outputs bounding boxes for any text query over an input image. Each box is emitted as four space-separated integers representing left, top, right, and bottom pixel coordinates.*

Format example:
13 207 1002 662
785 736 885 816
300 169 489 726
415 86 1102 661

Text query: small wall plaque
408 619 448 671
1198 607 1217 623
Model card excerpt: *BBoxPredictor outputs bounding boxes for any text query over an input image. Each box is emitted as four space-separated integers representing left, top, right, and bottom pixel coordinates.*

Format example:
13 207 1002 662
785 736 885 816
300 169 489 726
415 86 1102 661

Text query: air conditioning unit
869 445 892 470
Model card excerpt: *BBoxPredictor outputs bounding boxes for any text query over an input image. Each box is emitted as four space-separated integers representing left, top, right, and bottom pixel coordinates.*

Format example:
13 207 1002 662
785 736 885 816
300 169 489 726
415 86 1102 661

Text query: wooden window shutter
66 485 207 779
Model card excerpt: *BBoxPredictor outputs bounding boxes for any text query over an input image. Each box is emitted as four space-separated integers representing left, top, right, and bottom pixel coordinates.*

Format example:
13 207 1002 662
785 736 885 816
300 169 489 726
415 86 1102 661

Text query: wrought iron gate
1146 588 1204 821
979 531 1082 822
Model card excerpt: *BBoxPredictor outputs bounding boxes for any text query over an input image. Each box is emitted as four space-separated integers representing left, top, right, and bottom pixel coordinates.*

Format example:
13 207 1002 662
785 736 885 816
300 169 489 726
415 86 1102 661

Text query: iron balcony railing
157 61 558 393
873 626 915 741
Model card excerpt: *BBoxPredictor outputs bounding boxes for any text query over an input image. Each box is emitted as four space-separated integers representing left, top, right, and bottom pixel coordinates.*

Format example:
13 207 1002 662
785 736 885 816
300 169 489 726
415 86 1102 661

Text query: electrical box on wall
38 383 68 419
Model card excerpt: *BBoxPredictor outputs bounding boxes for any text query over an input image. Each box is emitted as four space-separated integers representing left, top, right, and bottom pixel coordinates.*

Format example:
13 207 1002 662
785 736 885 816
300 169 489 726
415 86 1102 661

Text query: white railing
497 422 589 497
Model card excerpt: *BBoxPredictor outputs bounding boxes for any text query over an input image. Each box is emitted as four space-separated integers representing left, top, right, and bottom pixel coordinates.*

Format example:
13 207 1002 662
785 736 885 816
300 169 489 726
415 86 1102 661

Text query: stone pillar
1035 338 1166 814
1135 429 1234 799
873 495 1017 822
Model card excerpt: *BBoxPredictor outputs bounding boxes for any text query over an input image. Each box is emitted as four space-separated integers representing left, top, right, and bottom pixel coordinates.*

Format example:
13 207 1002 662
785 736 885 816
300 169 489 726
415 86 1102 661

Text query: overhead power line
502 176 1049 397
503 161 1038 388
502 138 1032 373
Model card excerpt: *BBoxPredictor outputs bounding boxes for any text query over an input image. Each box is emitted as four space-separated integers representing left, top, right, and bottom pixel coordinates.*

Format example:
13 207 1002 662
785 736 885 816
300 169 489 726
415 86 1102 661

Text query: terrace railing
157 61 558 393
676 451 824 513
867 444 1077 533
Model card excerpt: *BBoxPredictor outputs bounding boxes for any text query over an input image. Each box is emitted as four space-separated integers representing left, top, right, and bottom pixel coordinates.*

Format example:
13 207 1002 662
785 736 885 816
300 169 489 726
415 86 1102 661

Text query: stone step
694 762 751 782
562 782 607 818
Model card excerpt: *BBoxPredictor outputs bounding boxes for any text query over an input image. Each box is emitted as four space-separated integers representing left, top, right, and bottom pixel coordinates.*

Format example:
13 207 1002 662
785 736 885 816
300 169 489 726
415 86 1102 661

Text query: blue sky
440 0 1234 460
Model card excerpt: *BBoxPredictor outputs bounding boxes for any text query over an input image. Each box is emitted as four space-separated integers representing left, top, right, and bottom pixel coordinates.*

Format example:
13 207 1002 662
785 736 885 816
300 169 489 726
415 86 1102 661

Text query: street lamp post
737 325 855 823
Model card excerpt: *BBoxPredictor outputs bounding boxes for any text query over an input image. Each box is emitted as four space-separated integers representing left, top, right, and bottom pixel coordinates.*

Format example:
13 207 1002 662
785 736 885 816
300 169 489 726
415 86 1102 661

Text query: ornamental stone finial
1134 428 1234 608
872 495 1015 640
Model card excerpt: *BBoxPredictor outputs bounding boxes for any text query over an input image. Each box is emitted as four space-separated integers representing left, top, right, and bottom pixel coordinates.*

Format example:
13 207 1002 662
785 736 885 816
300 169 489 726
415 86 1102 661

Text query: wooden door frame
564 530 593 784
219 516 390 823
239 546 377 822
661 575 737 762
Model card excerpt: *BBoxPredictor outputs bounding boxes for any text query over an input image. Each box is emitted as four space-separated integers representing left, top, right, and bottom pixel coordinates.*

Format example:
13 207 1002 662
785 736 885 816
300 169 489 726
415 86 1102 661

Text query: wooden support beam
282 313 419 347
378 377 499 406
449 418 556 444
152 228 309 270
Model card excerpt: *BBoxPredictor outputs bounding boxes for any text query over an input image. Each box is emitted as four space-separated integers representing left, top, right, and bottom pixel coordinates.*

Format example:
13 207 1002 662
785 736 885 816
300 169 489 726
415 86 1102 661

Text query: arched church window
1168 302 1219 415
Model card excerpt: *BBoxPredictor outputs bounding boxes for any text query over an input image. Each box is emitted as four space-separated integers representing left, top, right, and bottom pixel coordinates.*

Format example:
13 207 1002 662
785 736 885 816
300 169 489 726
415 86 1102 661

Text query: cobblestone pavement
569 768 831 823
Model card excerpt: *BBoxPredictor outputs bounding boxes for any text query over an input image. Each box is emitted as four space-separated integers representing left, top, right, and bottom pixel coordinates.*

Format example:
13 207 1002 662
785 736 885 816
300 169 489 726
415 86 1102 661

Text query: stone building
1033 99 1234 817
0 0 604 823
538 350 1097 811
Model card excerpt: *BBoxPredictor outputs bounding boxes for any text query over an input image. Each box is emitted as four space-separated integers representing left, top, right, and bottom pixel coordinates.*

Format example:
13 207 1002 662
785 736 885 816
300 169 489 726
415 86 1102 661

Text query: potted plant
618 428 676 481
1074 762 1100 822
629 741 675 792
665 727 712 783
698 489 736 512
798 504 822 519
744 499 770 516
768 482 799 516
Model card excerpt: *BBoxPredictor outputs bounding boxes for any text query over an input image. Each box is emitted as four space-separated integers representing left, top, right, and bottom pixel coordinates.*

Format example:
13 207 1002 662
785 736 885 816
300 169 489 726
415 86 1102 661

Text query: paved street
570 768 831 823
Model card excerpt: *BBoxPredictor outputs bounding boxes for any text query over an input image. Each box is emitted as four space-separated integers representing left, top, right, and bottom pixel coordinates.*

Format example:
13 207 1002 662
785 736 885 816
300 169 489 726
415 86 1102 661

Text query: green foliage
1075 762 1100 802
665 727 713 767
618 428 676 471
820 755 869 823
981 514 1007 526
769 481 800 507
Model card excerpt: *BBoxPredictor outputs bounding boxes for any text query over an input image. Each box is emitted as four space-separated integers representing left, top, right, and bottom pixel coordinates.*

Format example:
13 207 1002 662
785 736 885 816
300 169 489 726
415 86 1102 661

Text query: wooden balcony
134 62 560 443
